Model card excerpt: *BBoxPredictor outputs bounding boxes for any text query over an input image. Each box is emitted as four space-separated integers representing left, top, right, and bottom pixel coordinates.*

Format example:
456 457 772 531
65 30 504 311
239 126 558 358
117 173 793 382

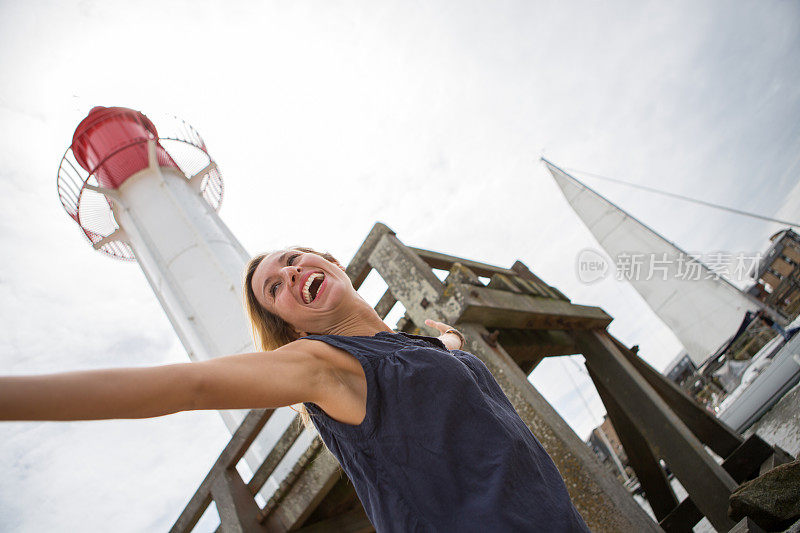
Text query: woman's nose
281 265 302 284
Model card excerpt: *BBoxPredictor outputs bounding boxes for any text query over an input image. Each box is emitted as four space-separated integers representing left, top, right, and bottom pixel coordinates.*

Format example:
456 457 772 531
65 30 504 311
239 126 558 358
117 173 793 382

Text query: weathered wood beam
575 330 738 532
658 499 703 533
588 368 678 521
408 247 517 278
608 335 743 458
211 468 269 533
299 476 361 526
247 416 305 496
295 508 374 533
373 289 397 320
170 409 273 533
346 223 395 289
511 276 552 298
259 439 342 531
512 260 569 301
459 285 612 330
368 234 447 332
395 312 418 334
486 273 523 293
729 517 767 533
496 328 578 368
445 262 484 286
658 435 779 532
759 446 794 476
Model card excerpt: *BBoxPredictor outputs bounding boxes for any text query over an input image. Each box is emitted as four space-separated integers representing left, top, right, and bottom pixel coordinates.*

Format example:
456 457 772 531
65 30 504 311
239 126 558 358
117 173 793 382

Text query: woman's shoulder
288 337 364 372
290 337 373 429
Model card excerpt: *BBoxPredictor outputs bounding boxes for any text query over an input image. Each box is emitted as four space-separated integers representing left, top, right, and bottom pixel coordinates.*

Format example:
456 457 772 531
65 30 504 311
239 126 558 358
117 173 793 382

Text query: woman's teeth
302 273 324 304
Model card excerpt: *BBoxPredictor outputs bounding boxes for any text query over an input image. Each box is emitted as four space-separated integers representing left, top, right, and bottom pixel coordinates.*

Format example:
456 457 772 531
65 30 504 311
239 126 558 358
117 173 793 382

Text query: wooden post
575 330 738 531
171 409 273 533
607 335 743 458
587 368 678 521
211 468 269 533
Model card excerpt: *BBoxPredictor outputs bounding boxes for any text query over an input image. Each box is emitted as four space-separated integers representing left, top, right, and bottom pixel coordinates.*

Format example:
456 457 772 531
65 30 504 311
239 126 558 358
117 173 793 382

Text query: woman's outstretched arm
0 340 333 421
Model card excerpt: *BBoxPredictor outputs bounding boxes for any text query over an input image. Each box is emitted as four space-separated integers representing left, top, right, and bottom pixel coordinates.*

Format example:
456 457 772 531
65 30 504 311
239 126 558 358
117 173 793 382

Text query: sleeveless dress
302 331 591 533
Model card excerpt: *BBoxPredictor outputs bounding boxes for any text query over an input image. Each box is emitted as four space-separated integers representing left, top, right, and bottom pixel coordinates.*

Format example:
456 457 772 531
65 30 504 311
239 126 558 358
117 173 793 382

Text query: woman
1 247 590 532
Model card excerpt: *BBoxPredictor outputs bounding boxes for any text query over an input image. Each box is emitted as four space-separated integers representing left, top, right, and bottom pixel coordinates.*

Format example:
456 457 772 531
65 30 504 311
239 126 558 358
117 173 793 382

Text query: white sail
544 158 761 364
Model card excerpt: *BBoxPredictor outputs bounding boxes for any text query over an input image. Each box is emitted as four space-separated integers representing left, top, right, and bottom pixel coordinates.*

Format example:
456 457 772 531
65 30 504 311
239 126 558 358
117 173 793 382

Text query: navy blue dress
302 331 590 532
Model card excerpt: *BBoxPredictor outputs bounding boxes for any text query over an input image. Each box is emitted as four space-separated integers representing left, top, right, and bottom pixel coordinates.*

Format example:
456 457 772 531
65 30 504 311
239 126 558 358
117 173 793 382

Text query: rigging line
560 358 598 420
563 167 800 229
567 355 589 374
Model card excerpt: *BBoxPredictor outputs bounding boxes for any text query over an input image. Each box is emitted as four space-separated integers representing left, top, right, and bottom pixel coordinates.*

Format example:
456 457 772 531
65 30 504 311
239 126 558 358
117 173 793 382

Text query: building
751 228 800 319
664 352 698 389
586 416 631 484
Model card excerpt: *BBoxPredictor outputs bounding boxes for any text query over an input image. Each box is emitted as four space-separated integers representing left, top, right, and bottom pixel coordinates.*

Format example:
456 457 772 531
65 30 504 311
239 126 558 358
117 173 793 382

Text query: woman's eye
270 282 280 297
287 253 300 265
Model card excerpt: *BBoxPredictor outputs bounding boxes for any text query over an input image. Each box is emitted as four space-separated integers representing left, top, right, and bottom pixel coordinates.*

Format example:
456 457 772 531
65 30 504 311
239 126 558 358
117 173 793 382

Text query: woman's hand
425 319 465 351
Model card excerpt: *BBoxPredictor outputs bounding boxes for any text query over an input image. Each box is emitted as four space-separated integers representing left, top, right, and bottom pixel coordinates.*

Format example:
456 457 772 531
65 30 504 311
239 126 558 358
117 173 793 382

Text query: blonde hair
243 247 344 430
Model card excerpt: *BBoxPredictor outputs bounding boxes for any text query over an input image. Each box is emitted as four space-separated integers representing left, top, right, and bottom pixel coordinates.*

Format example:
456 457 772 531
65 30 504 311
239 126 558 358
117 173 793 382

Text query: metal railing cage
56 112 224 261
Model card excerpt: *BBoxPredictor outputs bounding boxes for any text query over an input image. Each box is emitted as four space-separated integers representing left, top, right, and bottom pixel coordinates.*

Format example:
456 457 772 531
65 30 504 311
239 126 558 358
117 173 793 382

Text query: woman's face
250 249 353 335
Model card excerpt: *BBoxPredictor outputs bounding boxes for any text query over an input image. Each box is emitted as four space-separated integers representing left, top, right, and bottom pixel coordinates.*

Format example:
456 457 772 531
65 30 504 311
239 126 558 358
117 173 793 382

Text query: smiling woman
0 246 590 532
242 246 374 428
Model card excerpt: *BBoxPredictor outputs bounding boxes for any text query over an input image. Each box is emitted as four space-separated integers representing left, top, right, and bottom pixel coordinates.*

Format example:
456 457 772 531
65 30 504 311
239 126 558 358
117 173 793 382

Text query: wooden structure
171 223 794 533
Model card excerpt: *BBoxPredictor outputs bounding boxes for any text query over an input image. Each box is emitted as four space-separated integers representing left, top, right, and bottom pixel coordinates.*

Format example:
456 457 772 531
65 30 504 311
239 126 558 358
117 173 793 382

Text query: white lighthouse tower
56 106 313 496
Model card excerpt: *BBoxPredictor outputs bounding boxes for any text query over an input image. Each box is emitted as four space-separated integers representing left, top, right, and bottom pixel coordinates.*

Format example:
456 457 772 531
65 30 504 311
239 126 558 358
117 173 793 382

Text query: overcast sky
1 1 799 531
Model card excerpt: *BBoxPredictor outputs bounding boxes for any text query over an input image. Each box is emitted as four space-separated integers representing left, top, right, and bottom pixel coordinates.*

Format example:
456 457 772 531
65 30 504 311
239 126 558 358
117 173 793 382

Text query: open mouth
302 273 325 304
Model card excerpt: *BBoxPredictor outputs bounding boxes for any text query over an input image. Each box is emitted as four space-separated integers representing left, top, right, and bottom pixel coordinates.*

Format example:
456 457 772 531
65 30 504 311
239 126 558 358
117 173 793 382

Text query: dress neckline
303 330 448 350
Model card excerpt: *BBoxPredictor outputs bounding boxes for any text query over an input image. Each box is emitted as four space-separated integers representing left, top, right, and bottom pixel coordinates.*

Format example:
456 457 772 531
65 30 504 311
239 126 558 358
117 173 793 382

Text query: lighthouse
56 106 313 497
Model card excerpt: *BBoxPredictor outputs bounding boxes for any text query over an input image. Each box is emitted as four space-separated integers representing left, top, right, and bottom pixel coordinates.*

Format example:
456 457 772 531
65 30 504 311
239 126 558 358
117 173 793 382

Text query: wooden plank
576 330 738 532
496 328 578 367
367 234 447 332
486 273 523 293
295 508 374 533
445 262 483 286
170 409 273 533
722 435 776 482
658 498 702 533
759 446 794 476
729 517 767 533
373 289 397 320
408 247 517 278
394 313 413 333
589 368 678 521
346 223 395 290
247 415 305 496
609 335 743 458
510 276 549 298
512 260 569 301
460 285 612 330
659 436 776 532
259 439 342 531
211 468 268 533
297 476 361 527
